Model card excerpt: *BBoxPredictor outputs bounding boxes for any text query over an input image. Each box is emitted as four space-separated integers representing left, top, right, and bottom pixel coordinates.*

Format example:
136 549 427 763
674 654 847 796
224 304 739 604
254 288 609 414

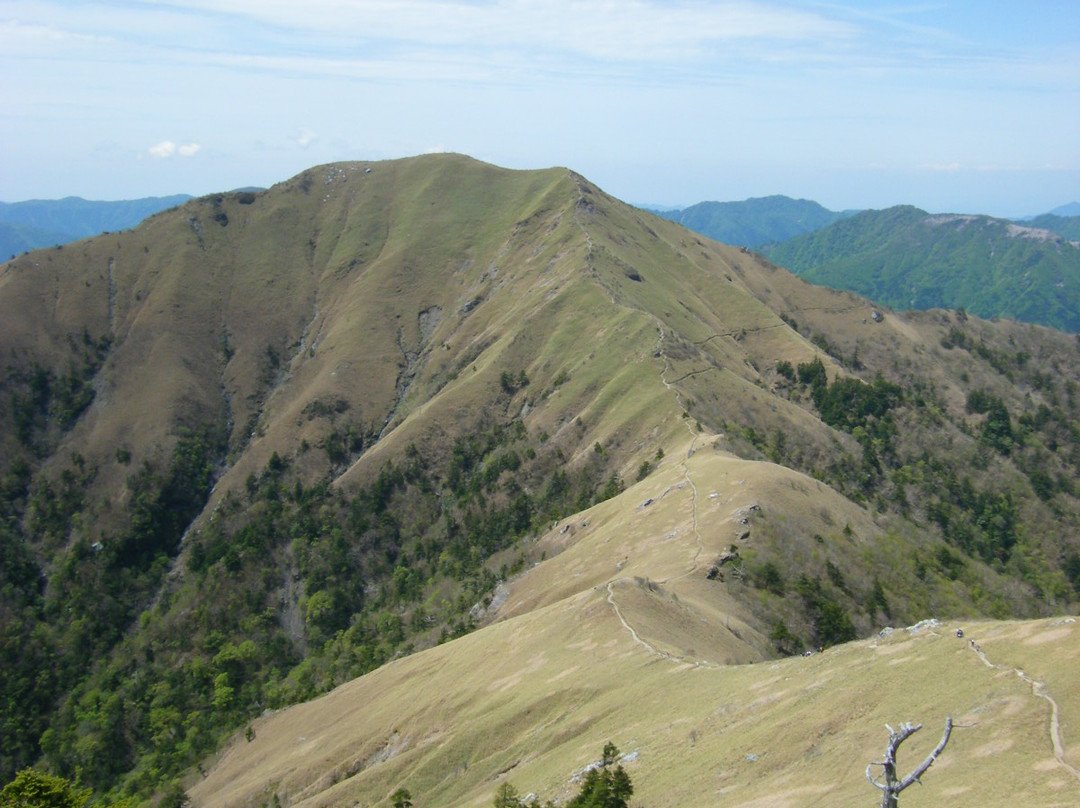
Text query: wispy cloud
3 0 1077 214
920 162 962 173
6 0 1074 95
0 18 106 46
166 0 857 58
2 0 862 84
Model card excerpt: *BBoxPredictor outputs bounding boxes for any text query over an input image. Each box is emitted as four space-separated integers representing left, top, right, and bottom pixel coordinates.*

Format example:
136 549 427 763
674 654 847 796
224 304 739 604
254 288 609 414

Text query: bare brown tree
866 717 953 808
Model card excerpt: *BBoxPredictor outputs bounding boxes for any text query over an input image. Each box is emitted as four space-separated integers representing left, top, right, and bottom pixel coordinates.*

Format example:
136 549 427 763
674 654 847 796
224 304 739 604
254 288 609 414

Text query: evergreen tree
566 744 633 808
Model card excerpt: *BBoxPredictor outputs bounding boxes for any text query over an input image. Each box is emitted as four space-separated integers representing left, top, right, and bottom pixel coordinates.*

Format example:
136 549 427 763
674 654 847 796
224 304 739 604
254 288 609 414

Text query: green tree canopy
1 769 90 808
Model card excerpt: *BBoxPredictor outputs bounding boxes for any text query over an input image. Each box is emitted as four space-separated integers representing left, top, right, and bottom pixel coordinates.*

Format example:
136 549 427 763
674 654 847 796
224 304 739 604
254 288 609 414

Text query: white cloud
148 141 200 158
296 128 318 148
148 140 176 158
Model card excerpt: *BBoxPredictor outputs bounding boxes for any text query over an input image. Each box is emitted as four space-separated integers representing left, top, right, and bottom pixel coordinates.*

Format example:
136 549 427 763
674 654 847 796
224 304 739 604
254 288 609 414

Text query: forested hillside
762 206 1080 332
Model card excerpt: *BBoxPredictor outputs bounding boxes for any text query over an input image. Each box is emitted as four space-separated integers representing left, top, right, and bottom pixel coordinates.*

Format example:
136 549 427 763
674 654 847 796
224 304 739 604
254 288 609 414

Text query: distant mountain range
1039 201 1080 218
646 195 1080 332
1025 213 1080 241
651 195 1080 249
647 195 858 247
761 206 1080 332
0 194 191 258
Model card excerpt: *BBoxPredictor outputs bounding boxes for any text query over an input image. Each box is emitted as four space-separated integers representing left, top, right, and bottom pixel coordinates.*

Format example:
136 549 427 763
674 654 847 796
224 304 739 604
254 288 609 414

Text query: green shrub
754 561 785 595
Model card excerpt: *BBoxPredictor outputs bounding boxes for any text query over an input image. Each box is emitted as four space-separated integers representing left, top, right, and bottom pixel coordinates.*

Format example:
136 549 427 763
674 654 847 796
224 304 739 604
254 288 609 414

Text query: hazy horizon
2 180 1075 223
3 1 1078 219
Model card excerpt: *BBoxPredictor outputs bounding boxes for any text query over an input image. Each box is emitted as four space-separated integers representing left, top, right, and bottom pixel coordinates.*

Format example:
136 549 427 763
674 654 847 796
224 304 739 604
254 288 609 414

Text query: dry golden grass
191 441 1080 807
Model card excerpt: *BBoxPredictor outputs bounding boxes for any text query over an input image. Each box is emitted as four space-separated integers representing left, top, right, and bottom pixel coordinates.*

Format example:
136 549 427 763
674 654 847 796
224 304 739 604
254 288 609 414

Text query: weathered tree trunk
866 717 952 807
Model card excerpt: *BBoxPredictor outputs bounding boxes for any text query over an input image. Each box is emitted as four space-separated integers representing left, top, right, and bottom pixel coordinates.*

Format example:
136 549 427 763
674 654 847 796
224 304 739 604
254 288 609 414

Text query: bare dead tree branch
898 717 952 790
866 717 952 808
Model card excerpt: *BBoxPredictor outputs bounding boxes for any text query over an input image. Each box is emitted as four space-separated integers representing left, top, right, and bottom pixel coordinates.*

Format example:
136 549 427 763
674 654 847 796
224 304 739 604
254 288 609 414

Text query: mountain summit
2 155 1078 805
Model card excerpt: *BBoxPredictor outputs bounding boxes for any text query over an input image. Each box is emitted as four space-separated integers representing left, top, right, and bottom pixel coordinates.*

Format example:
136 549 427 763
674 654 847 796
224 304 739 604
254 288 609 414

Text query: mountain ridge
1023 213 1080 242
2 154 1079 804
1046 201 1080 218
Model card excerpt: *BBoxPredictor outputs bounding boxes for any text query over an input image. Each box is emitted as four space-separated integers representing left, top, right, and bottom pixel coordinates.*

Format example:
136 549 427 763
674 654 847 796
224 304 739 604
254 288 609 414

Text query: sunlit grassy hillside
193 442 1080 808
2 154 1079 802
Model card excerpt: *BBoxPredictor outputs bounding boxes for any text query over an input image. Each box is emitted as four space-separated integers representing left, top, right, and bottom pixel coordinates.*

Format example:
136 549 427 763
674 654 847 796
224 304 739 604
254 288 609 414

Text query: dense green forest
6 308 1080 803
1 364 628 800
762 206 1080 332
737 334 1080 653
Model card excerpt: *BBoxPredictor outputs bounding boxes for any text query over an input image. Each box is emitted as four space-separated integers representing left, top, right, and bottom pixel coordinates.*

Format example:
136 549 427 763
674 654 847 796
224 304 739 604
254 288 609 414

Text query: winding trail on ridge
969 641 1080 784
604 581 670 661
654 325 706 585
570 174 713 665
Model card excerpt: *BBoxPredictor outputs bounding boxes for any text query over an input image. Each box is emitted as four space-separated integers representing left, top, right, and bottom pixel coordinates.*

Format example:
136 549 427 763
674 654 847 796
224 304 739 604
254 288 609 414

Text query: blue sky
1 1 1078 216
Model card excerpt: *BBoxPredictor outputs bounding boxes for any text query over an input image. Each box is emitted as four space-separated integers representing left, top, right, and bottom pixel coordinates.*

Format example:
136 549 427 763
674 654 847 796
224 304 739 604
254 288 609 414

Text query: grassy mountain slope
762 206 1080 332
651 195 853 248
194 500 1080 808
2 155 1080 804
